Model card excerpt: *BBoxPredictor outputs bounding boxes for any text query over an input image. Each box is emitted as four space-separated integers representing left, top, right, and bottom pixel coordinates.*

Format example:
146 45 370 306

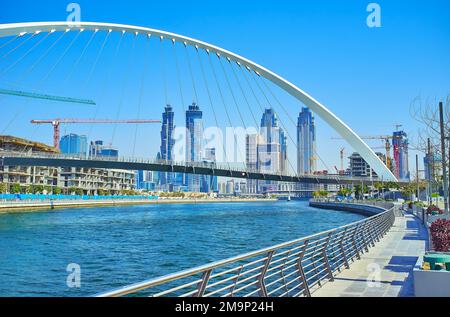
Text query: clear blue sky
1 0 449 174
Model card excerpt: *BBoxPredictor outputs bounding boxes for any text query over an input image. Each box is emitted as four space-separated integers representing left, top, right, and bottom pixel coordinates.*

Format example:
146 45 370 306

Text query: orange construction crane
31 118 161 149
331 135 404 171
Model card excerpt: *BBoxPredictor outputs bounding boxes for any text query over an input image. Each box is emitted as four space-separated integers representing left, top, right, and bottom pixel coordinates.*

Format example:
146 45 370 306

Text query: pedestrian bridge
0 151 402 186
0 22 399 184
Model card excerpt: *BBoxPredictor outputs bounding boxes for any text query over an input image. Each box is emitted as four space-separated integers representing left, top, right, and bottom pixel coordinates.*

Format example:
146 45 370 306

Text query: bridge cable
160 36 170 107
82 31 116 142
255 72 312 178
183 44 199 104
217 56 252 181
206 50 248 173
40 30 82 85
172 40 186 109
63 30 98 84
258 75 336 181
246 68 298 181
132 35 151 157
85 30 111 87
207 50 247 176
0 35 20 51
1 33 37 60
195 47 232 172
0 32 52 78
2 30 84 155
232 62 300 192
110 32 137 146
18 30 68 83
1 30 70 136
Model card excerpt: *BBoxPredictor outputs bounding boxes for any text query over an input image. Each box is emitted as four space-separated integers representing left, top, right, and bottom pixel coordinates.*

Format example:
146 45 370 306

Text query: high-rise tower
185 103 203 192
297 107 316 175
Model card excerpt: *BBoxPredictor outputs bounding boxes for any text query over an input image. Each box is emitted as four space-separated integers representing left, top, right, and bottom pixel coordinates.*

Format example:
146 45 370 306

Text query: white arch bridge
0 22 398 184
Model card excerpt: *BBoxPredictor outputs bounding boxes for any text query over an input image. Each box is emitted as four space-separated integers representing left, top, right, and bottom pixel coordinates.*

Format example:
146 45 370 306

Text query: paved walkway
313 213 428 297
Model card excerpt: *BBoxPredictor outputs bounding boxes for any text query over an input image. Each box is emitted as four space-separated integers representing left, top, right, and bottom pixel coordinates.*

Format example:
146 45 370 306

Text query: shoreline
0 197 279 214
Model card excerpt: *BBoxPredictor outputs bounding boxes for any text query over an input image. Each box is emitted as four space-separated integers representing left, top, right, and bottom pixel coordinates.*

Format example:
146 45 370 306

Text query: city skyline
1 0 449 175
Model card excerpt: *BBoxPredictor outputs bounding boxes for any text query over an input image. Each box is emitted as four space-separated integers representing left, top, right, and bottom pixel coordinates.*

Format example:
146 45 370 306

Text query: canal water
0 200 365 296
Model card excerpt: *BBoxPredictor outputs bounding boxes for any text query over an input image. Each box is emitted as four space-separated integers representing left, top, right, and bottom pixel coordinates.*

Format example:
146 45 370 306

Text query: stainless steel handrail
95 201 396 297
1 150 380 182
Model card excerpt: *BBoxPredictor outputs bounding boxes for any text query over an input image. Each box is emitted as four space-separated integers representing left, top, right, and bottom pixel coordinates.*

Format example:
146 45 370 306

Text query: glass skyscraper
160 105 175 186
393 130 410 180
186 103 203 192
258 108 287 192
60 133 87 157
297 107 316 175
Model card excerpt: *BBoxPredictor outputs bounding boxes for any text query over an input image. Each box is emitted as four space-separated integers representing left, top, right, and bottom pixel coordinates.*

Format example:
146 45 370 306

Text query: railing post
195 269 212 297
351 223 361 260
296 240 311 297
323 233 334 282
339 228 350 269
361 221 370 253
258 251 274 297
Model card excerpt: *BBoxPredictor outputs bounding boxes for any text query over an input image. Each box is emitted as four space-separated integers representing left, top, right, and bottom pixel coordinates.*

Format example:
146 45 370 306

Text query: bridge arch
0 21 397 182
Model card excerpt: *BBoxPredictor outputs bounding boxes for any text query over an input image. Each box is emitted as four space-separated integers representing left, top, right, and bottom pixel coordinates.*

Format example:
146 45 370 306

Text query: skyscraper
186 103 203 192
60 134 87 157
297 107 316 175
160 105 175 186
246 134 260 194
201 147 218 193
393 130 410 180
258 108 286 192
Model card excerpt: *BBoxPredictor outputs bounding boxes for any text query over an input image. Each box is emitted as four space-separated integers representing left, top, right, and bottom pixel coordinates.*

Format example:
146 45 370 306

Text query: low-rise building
0 135 135 195
0 135 59 191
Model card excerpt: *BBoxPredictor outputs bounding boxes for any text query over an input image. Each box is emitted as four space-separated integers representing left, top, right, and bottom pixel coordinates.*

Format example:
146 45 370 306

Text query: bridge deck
312 213 428 297
0 153 408 186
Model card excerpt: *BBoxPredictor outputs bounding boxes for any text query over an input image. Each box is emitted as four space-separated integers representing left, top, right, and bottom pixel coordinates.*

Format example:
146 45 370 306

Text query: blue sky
1 0 449 174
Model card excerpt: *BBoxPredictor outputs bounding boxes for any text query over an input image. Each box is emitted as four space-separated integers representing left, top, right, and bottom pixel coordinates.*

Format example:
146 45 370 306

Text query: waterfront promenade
312 212 428 297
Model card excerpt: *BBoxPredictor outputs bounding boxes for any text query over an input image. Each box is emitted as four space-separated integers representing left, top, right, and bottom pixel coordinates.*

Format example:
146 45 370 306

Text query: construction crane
31 118 161 149
331 135 403 171
339 147 345 171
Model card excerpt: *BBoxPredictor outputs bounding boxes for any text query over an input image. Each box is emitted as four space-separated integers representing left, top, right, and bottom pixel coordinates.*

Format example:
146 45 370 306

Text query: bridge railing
95 201 395 297
1 150 380 183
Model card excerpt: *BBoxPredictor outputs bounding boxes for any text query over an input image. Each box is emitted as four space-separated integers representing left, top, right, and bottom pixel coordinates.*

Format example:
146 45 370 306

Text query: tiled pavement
313 213 428 297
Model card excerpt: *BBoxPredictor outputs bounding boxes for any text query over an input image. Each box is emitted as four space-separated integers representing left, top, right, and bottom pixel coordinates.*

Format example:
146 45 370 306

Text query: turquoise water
0 200 365 297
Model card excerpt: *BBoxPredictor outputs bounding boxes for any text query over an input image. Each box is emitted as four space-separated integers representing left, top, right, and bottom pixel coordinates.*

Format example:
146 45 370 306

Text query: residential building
0 135 59 191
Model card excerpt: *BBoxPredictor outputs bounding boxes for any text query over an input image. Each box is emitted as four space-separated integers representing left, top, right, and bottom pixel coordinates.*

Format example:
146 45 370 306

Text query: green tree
34 185 44 194
0 183 7 193
26 185 34 194
10 183 21 194
53 187 62 195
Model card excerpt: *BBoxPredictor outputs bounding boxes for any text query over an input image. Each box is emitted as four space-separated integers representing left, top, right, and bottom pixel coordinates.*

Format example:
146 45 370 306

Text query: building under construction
0 135 135 195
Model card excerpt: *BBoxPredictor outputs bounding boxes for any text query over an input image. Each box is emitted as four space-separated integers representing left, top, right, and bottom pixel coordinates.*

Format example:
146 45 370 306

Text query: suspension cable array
0 21 396 190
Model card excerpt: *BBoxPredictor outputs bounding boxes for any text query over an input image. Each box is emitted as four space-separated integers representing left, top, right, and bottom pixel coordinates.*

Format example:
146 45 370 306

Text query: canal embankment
0 197 278 213
309 200 391 216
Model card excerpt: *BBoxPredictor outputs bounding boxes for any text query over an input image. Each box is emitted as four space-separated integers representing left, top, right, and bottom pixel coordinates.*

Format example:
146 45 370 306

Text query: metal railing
1 150 383 184
96 201 396 297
